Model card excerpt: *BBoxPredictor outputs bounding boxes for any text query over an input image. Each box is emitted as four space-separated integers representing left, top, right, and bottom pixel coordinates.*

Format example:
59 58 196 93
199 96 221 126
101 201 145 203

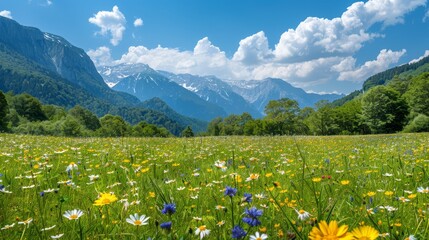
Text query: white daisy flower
249 231 268 240
63 209 84 220
195 225 210 239
126 213 150 226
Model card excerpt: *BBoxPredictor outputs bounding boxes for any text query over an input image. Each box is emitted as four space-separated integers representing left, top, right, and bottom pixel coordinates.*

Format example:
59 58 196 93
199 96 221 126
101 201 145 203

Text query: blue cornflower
224 186 237 197
245 207 263 218
242 207 263 227
231 225 247 239
161 203 176 215
0 184 4 190
242 217 261 227
160 221 172 231
40 191 45 197
242 193 252 203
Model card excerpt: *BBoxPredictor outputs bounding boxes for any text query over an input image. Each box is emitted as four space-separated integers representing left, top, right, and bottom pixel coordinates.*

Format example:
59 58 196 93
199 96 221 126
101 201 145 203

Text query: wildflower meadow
0 133 428 239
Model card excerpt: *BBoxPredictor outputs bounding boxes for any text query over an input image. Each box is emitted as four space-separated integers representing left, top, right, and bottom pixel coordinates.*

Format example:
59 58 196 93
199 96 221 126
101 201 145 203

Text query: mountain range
226 78 342 114
98 63 227 121
0 15 346 134
99 64 343 118
0 16 202 134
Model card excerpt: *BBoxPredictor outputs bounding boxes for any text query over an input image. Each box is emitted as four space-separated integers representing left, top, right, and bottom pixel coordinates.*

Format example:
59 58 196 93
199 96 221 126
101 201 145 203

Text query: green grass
0 133 428 239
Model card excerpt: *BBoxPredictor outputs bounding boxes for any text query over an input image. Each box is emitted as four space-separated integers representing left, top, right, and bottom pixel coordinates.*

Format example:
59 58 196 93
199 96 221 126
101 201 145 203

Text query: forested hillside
205 71 429 136
0 91 177 137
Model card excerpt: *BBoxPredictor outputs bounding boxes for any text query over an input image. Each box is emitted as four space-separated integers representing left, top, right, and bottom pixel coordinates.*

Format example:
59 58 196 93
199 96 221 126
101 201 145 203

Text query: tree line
1 72 428 138
0 91 189 137
205 72 429 136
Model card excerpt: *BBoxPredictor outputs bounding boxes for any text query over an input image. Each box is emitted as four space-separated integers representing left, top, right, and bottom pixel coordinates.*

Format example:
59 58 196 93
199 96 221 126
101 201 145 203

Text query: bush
403 114 429 133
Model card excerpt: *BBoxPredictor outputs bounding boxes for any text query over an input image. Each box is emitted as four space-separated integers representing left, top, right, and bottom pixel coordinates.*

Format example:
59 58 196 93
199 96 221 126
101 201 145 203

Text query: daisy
41 225 56 231
216 220 225 227
43 188 57 193
417 186 429 193
50 233 64 239
379 205 397 212
165 179 176 184
309 220 353 240
0 187 12 194
63 209 84 220
126 213 150 226
295 209 311 221
18 218 33 225
255 193 266 200
216 205 226 210
66 162 78 172
405 235 417 240
351 225 379 240
398 196 410 203
88 174 99 181
214 160 227 171
195 225 211 239
250 231 268 240
1 223 15 230
246 173 260 182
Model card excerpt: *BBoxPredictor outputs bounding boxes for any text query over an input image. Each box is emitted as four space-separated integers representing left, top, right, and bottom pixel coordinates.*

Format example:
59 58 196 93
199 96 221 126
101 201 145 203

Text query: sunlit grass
0 133 428 239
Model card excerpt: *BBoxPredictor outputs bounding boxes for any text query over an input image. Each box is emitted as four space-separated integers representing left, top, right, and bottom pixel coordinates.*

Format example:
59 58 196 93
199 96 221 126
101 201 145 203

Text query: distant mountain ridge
158 71 263 118
227 78 343 114
98 63 227 121
99 64 342 117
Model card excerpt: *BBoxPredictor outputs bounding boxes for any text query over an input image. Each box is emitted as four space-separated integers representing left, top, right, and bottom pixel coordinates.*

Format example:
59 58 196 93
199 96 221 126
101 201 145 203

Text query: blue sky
1 0 429 94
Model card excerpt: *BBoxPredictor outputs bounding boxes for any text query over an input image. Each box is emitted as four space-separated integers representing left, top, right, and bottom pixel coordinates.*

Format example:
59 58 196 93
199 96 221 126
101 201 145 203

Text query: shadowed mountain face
0 16 205 135
0 16 139 107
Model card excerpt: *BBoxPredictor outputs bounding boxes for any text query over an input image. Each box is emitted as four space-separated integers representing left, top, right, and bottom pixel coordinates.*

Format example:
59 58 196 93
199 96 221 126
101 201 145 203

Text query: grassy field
0 133 428 239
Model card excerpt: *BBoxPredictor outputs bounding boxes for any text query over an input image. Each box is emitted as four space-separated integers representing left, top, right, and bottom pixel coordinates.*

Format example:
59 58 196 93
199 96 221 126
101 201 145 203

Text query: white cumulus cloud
274 0 424 62
337 49 406 82
409 50 429 64
0 10 12 19
116 37 240 79
87 46 114 66
89 0 423 93
134 18 143 27
89 5 126 46
232 31 273 65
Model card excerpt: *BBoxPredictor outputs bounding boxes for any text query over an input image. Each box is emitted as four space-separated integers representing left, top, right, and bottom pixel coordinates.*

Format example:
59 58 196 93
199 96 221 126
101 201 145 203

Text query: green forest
0 91 174 138
205 72 429 136
1 71 428 138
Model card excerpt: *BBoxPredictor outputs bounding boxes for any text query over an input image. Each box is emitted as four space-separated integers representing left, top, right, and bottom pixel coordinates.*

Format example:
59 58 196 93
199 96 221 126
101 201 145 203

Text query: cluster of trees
0 91 181 137
206 73 429 136
1 72 427 138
